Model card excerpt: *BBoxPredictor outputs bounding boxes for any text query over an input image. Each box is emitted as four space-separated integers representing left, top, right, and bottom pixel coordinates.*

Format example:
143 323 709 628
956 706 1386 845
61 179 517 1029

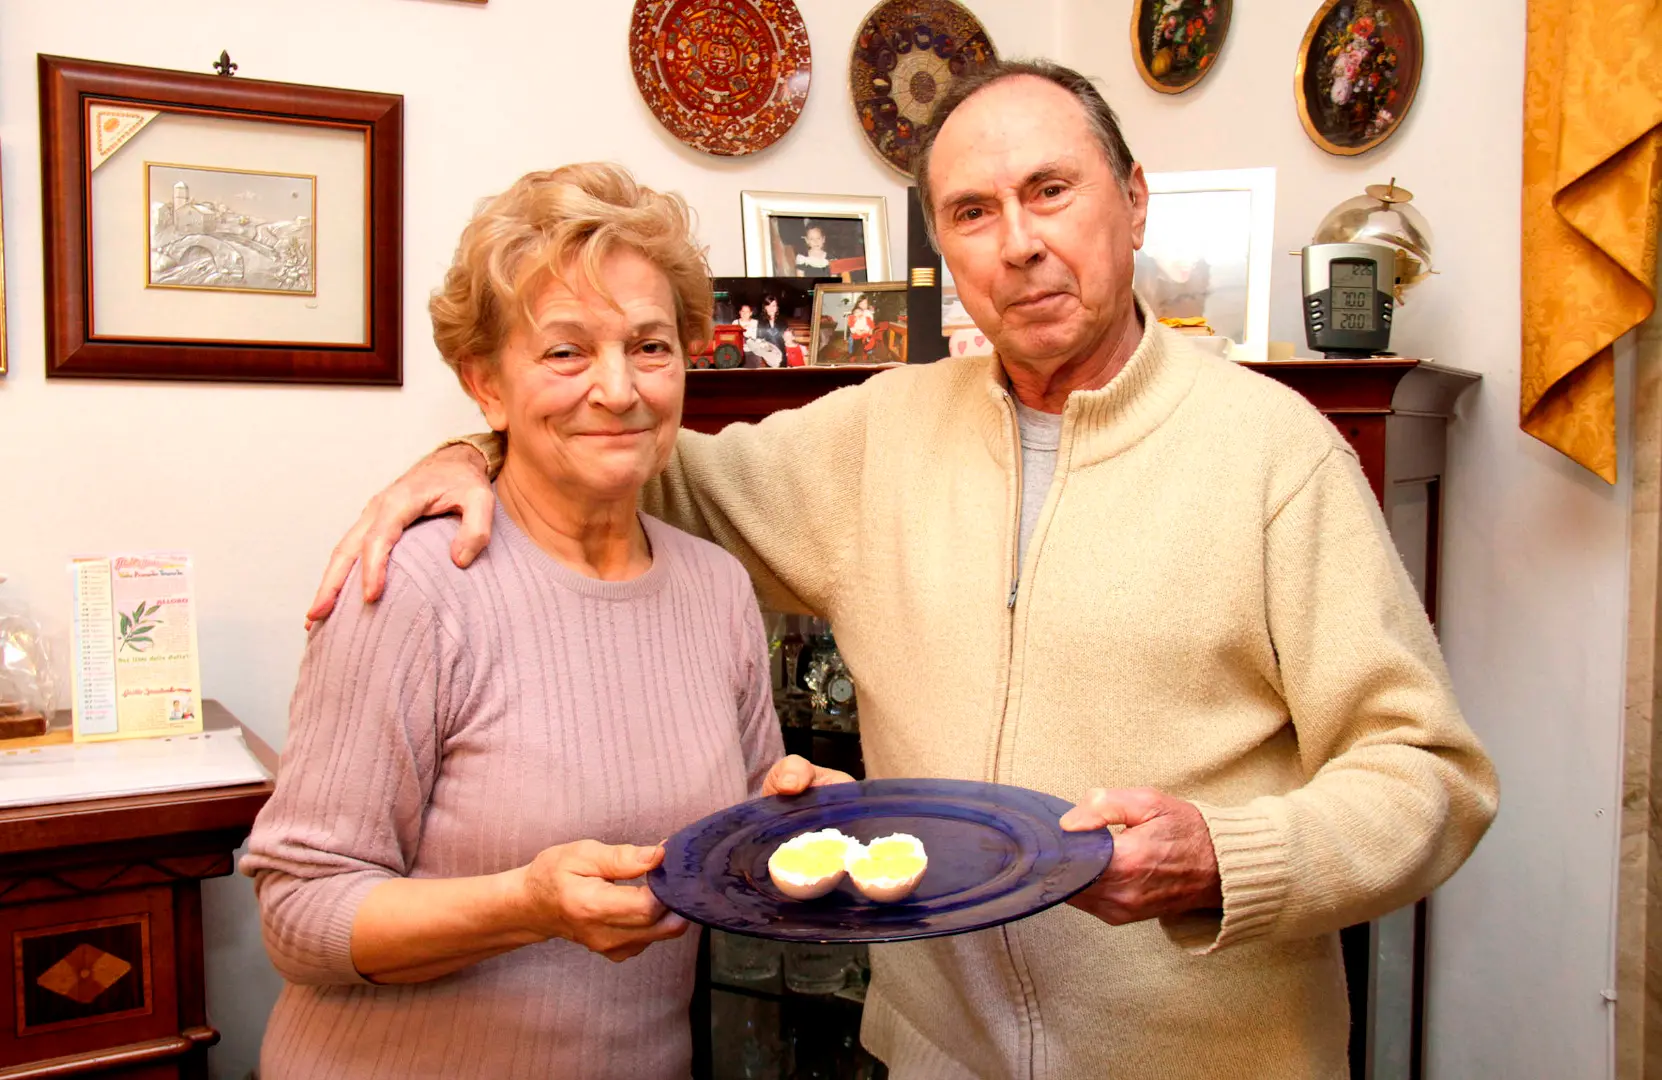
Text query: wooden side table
0 701 275 1079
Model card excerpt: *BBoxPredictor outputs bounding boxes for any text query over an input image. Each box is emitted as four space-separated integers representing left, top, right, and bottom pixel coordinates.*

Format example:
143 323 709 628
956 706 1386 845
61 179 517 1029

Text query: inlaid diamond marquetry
36 942 132 1004
16 914 152 1035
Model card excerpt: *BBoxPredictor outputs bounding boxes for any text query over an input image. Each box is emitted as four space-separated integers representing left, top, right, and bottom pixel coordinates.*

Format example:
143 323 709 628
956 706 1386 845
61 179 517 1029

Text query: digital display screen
1330 260 1375 332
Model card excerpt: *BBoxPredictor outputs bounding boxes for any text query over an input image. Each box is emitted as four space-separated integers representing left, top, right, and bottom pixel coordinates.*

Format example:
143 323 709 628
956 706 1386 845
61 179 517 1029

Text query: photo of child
847 294 877 361
782 327 806 367
809 284 908 366
769 215 869 283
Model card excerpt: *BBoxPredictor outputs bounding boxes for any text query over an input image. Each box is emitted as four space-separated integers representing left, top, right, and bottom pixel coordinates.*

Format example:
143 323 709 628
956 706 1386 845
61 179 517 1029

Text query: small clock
827 673 855 707
802 635 857 732
1301 242 1396 358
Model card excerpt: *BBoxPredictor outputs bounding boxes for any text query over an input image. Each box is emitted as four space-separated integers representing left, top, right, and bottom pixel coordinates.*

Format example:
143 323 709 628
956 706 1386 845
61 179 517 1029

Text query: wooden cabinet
1249 360 1478 1080
1239 359 1480 629
0 702 274 1079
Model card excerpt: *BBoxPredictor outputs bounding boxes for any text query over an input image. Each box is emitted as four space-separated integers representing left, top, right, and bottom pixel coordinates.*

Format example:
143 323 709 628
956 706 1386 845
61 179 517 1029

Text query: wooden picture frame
808 281 908 366
39 55 403 384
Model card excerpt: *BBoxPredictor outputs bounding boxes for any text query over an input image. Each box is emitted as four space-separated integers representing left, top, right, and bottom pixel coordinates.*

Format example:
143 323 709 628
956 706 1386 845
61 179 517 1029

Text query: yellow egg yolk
772 837 849 879
850 841 925 881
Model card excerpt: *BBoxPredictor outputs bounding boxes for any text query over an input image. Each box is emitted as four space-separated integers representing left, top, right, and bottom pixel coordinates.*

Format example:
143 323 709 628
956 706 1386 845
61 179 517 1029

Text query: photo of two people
709 278 823 368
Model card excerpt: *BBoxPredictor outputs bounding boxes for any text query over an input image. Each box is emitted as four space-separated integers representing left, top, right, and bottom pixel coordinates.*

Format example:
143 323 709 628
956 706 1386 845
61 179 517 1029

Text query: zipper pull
1007 580 1018 609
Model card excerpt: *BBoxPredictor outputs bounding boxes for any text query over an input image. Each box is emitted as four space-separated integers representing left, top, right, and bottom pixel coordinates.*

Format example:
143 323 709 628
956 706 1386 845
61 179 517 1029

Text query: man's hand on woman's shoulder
307 441 498 628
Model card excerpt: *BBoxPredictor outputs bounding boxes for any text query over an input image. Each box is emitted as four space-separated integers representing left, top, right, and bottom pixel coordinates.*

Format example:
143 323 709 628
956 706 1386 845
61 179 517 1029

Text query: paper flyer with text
70 553 204 742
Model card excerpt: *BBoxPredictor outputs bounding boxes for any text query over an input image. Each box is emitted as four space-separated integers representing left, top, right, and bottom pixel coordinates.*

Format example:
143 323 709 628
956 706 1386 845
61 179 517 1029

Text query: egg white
767 828 856 900
845 832 928 903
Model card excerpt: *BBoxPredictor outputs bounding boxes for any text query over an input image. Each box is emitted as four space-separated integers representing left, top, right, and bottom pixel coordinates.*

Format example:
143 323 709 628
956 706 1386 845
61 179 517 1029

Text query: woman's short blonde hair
430 163 713 378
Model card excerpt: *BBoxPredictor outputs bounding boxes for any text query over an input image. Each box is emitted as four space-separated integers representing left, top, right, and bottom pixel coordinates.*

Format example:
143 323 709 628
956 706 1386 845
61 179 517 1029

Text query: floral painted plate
1295 0 1424 155
629 0 812 157
647 778 1114 943
1131 0 1233 95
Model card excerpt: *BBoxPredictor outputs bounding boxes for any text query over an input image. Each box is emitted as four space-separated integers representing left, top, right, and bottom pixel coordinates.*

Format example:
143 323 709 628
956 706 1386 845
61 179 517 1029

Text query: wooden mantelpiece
685 359 1479 505
1243 359 1481 508
682 368 880 434
0 702 275 1079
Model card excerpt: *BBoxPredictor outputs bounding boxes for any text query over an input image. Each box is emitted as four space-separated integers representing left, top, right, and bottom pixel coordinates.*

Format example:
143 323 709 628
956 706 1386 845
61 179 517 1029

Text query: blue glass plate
647 778 1114 943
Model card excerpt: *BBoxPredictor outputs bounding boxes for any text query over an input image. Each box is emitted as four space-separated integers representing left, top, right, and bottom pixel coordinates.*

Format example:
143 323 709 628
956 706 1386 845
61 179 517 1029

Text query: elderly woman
242 163 842 1079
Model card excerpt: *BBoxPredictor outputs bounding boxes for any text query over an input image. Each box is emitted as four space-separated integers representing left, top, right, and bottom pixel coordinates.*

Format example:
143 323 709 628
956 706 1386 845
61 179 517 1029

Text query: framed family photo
40 55 403 383
690 276 826 369
740 191 890 284
809 282 908 366
1135 167 1275 362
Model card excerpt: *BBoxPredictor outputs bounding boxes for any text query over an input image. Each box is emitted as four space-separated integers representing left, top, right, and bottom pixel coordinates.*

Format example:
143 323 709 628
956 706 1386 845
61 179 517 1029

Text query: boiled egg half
767 828 856 900
845 833 928 903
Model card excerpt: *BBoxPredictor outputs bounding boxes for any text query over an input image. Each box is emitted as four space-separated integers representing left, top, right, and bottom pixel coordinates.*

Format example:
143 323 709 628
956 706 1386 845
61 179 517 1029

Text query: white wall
1057 4 1628 1078
2 2 1626 1077
0 2 1060 1076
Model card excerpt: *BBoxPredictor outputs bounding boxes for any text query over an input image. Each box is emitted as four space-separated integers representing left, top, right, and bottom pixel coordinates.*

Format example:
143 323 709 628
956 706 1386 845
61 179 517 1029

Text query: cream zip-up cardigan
478 313 1490 1078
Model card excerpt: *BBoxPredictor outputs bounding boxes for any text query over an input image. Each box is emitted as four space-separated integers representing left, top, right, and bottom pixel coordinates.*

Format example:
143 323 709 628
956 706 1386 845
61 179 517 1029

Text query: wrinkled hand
761 754 857 797
306 442 497 627
516 839 689 962
1060 788 1223 925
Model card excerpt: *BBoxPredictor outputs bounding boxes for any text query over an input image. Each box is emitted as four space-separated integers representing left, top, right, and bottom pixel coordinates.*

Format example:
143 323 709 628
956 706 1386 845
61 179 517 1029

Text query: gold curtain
1522 0 1662 483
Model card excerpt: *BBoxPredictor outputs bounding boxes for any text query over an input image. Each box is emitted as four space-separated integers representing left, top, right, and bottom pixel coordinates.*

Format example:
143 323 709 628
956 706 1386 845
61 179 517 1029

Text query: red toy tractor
688 324 746 369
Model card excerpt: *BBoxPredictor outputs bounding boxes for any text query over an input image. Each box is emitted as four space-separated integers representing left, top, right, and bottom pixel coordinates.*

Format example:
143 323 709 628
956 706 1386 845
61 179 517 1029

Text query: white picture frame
1137 167 1276 362
740 190 891 284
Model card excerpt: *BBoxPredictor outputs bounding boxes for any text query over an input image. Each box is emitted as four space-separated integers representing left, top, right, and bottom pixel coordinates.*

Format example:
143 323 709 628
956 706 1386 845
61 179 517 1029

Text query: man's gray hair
912 58 1137 248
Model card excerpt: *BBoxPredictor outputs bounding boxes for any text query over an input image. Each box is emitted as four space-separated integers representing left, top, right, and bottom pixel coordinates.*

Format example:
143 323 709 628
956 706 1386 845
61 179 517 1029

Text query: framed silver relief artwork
146 163 317 295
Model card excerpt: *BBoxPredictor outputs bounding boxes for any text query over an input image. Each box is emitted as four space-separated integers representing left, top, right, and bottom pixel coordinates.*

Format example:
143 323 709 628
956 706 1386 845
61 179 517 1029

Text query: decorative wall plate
1294 0 1423 156
1131 0 1233 94
629 0 812 157
849 0 998 176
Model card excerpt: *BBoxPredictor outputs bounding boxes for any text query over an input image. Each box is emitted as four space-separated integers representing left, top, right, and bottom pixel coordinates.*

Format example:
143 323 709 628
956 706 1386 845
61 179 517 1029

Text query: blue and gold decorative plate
648 778 1114 943
848 0 998 176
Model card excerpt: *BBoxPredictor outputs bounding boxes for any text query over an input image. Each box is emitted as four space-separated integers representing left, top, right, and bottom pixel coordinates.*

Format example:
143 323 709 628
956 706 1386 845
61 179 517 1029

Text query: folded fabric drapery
1521 0 1662 483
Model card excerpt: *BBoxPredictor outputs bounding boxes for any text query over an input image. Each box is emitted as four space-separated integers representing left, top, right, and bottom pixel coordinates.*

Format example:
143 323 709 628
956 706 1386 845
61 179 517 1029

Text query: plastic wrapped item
0 574 59 739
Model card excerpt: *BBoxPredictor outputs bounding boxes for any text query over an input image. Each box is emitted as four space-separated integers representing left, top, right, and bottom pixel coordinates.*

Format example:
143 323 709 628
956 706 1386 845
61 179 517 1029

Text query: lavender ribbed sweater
240 505 782 1080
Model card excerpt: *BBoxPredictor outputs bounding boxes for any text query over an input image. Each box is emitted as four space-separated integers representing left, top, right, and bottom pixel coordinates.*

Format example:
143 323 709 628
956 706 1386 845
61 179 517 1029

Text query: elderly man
308 60 1495 1080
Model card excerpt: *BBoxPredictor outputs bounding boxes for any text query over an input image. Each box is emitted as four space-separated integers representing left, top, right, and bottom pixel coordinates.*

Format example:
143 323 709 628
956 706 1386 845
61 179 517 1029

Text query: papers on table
0 726 269 809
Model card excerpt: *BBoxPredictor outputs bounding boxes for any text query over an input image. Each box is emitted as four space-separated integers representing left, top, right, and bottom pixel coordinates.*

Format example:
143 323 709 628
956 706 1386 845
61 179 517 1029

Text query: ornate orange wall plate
629 0 812 157
849 0 998 176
